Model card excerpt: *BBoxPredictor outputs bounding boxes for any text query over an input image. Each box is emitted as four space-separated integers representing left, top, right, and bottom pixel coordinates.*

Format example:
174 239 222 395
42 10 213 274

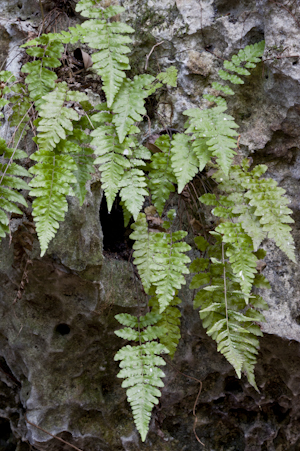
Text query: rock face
0 1 300 451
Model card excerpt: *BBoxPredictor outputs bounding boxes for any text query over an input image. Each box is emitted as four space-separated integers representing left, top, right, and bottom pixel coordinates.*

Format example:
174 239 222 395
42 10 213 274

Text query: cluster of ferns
0 0 296 442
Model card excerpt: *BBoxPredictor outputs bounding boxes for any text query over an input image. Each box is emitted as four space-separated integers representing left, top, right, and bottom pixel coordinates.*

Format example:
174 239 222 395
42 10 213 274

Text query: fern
91 109 149 214
149 288 181 358
76 0 134 107
170 133 198 193
201 159 296 262
131 210 191 312
21 36 63 109
147 135 176 216
184 105 239 175
112 74 155 143
114 312 168 441
190 235 268 389
0 139 29 238
29 83 85 255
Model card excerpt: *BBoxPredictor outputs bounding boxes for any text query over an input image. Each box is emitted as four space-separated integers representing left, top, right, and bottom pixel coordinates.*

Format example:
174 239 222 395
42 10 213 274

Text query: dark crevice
55 324 71 336
100 196 133 260
0 418 16 451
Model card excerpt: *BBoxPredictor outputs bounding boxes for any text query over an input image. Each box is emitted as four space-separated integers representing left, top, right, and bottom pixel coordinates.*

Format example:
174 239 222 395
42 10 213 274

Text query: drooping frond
201 158 296 262
35 82 80 152
147 135 176 216
115 311 168 442
29 152 77 256
149 289 181 359
21 36 64 109
76 0 134 106
111 74 154 143
130 213 155 293
131 210 191 312
184 105 239 175
170 133 198 193
0 139 29 239
191 235 268 389
56 139 94 206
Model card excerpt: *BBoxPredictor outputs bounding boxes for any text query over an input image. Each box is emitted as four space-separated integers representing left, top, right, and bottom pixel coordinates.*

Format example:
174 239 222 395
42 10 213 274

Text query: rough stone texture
0 0 300 450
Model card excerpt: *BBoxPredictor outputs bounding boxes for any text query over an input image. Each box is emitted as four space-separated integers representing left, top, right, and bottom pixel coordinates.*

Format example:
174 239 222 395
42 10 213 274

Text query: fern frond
0 139 29 238
119 169 148 220
29 152 77 256
147 135 176 216
170 134 198 193
157 66 178 87
207 159 296 261
112 74 154 143
115 310 168 442
56 139 94 206
21 37 63 109
130 213 155 293
78 3 134 106
191 236 267 389
184 106 239 175
91 120 130 211
149 289 181 358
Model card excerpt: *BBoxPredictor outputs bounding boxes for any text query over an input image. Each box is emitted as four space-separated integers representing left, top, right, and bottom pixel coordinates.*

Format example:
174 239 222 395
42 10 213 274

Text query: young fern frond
0 139 29 238
114 312 168 442
147 135 176 216
190 235 268 389
210 41 265 103
76 0 134 107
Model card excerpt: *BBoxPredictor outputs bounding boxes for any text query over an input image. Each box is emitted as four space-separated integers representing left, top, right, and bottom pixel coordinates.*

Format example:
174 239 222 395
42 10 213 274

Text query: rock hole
100 195 133 260
17 3 22 9
55 324 71 336
0 418 15 451
292 59 298 65
224 376 243 394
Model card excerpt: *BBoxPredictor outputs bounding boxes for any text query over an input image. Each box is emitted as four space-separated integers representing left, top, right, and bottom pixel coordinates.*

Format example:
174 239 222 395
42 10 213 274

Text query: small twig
145 41 164 70
24 415 84 451
164 358 204 446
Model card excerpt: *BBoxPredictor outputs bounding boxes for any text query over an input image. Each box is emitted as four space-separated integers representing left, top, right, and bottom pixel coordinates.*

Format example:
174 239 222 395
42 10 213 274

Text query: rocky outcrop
1 1 300 450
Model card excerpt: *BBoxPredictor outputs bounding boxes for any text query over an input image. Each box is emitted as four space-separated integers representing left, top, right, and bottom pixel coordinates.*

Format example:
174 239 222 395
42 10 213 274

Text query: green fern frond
79 7 134 106
112 74 154 143
191 235 267 389
115 310 168 442
0 71 16 118
29 152 77 256
171 134 198 193
149 289 181 358
149 211 191 313
184 106 239 175
147 135 176 216
119 169 148 220
0 139 29 239
115 340 167 442
56 139 94 206
205 159 296 261
157 66 178 87
21 37 64 109
130 213 155 293
91 120 131 211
